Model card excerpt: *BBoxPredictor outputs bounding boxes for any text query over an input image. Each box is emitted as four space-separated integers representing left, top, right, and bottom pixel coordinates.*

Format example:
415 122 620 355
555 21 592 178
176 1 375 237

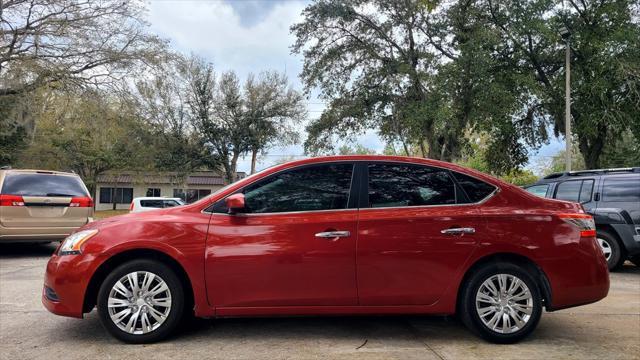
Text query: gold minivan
0 169 94 242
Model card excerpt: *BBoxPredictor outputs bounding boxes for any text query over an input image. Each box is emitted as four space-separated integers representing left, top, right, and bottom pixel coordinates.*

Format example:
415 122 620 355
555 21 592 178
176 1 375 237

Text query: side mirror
225 193 245 214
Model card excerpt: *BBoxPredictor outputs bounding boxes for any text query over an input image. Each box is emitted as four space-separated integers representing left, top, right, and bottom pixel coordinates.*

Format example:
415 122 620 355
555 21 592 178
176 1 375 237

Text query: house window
146 188 161 197
173 188 211 203
99 187 133 204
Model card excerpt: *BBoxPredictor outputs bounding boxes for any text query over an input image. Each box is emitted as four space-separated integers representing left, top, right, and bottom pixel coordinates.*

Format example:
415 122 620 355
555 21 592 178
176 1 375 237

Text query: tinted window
146 188 161 197
525 184 549 198
163 200 181 207
367 164 455 208
555 180 593 203
98 187 133 204
452 172 497 202
240 163 353 213
140 200 164 208
602 177 640 202
1 174 87 197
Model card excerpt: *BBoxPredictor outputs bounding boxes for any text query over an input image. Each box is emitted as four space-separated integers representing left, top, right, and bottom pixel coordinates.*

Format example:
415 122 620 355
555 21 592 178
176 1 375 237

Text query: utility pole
560 26 571 172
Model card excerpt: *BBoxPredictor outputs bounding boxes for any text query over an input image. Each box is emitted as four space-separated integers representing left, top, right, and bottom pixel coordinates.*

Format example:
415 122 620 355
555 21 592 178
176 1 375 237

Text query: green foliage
499 170 539 186
18 91 154 196
292 0 548 171
338 144 378 155
293 0 639 172
487 0 640 168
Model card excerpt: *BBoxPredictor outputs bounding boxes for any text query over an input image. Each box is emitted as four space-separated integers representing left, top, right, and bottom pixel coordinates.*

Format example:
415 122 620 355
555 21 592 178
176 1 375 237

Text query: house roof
96 171 234 186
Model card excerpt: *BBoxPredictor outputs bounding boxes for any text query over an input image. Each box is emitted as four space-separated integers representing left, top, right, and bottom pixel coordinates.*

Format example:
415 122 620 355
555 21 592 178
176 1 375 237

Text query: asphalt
1 242 638 360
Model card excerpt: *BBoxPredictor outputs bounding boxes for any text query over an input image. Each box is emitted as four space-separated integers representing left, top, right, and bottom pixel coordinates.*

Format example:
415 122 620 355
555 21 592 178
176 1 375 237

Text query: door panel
357 205 481 305
205 210 358 307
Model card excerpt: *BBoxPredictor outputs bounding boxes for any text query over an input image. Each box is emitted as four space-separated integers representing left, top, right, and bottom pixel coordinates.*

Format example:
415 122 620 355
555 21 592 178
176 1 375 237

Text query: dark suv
525 167 640 270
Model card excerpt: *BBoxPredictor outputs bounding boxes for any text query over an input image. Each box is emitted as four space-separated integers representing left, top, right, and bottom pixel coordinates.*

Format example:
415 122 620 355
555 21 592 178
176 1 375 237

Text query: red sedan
42 156 609 343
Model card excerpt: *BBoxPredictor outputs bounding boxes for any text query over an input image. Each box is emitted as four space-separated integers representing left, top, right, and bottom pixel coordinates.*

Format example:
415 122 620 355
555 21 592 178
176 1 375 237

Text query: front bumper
42 252 98 318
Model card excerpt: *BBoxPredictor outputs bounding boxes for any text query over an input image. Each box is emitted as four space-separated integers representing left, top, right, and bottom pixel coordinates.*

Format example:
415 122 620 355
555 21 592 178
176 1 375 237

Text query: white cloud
148 0 383 172
148 0 305 81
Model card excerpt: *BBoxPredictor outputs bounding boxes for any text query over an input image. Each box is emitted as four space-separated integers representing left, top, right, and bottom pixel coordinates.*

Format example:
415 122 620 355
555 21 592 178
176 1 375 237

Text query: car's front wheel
97 259 184 343
459 262 543 344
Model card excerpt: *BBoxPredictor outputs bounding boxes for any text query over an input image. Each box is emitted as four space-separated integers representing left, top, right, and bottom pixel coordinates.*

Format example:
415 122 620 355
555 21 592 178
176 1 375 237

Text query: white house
94 171 245 211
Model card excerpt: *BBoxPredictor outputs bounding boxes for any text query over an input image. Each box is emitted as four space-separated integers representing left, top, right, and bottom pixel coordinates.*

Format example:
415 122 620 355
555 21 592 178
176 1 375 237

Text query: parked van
0 169 93 242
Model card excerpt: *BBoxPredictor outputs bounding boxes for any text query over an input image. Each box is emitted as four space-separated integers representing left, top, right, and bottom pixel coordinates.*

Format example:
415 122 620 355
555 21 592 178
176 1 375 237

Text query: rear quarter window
451 172 497 203
1 173 88 197
602 177 640 202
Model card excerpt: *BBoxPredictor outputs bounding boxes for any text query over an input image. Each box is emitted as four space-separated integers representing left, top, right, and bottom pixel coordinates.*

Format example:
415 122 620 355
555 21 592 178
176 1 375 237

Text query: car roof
247 155 508 190
0 169 79 177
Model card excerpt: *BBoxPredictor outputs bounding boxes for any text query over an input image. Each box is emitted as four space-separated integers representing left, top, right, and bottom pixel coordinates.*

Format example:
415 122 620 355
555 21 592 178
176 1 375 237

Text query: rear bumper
0 224 80 241
539 236 610 311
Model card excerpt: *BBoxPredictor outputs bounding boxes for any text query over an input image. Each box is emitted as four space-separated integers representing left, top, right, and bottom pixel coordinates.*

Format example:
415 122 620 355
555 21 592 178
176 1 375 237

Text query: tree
18 90 152 198
0 0 167 96
184 57 305 182
244 71 306 174
132 59 207 175
291 0 547 172
486 0 640 168
338 143 377 155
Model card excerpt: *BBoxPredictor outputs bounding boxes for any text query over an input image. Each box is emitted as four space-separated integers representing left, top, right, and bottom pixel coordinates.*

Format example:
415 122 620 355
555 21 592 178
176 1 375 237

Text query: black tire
597 231 623 271
458 262 543 344
97 259 184 343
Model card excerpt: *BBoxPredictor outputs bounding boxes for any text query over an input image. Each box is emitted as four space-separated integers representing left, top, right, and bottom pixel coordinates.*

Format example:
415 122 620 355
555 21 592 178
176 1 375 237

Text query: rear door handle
315 231 351 239
441 227 475 235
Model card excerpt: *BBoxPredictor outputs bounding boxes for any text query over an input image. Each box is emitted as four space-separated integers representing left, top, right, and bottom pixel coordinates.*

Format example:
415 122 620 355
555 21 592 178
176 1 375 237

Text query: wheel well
595 225 625 255
457 253 553 311
83 249 195 315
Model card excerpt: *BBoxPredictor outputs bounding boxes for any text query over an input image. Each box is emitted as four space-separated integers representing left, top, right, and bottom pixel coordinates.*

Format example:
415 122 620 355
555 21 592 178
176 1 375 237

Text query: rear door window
367 163 456 208
451 172 497 202
1 173 87 197
555 179 594 203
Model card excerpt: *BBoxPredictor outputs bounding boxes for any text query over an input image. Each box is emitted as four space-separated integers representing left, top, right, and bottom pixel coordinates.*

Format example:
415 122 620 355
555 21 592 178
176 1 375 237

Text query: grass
94 210 129 219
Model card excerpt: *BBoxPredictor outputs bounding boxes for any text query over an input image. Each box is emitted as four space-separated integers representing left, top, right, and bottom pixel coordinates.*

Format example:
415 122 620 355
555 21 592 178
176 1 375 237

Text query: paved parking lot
1 242 638 360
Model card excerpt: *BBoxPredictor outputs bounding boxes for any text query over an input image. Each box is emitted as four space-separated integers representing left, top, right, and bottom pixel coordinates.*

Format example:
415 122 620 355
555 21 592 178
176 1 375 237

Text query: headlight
59 229 98 255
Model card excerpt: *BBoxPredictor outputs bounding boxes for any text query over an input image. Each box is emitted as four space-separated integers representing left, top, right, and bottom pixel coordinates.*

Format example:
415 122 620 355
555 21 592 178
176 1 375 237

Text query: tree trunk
250 148 258 174
227 152 240 183
578 134 604 169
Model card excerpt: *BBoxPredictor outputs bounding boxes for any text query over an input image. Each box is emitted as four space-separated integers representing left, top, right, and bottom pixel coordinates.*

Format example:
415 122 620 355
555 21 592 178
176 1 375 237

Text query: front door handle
315 231 351 239
441 227 475 235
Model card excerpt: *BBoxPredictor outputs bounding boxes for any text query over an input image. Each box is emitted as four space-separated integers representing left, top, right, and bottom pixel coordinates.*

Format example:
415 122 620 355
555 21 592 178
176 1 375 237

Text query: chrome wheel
107 271 172 335
475 274 533 334
597 238 612 261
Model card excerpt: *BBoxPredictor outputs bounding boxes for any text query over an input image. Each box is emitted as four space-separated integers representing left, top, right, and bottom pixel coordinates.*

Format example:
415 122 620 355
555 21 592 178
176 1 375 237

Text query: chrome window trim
202 161 356 215
201 159 500 215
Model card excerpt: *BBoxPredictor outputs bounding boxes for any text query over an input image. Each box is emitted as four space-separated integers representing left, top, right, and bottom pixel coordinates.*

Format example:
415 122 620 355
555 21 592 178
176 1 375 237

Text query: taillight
0 194 25 206
129 202 134 211
70 196 94 208
559 213 596 237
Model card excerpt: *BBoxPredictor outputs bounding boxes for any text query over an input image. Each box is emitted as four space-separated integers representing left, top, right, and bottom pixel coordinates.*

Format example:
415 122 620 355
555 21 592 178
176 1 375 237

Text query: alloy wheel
107 271 172 335
475 274 533 334
596 238 612 261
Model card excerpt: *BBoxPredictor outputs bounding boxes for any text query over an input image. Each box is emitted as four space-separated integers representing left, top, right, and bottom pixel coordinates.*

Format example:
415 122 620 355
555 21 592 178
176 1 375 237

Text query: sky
147 0 564 175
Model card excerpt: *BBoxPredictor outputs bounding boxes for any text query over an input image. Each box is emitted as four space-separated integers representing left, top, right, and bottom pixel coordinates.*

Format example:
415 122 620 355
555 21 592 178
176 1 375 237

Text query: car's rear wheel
596 231 623 271
97 259 184 343
459 262 542 344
